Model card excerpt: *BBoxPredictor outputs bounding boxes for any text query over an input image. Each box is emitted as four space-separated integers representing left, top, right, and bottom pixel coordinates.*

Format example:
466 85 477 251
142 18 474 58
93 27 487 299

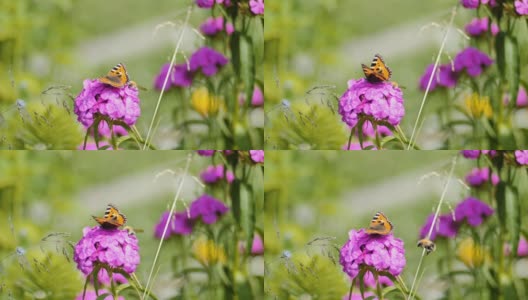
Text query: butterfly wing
362 55 392 83
93 204 126 229
99 63 129 88
365 212 393 235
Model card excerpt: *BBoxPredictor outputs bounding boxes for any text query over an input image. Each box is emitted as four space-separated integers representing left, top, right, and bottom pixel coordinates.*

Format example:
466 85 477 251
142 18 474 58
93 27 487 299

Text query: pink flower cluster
200 164 235 184
200 16 234 36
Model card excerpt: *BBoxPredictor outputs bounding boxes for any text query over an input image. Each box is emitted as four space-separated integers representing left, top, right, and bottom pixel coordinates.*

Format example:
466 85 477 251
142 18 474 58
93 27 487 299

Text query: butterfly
361 54 392 83
365 212 393 235
92 204 127 229
98 63 136 88
417 238 436 255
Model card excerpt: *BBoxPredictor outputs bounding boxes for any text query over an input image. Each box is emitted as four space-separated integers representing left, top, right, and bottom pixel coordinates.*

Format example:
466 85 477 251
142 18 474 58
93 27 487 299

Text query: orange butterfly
417 238 436 255
365 212 393 235
361 54 392 83
92 204 127 229
98 63 133 88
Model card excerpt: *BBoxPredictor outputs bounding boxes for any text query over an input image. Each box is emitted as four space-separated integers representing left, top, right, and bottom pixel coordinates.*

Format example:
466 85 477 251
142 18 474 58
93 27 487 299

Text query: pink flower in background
239 234 264 255
461 150 481 159
340 228 406 279
465 17 499 36
481 0 497 6
481 150 497 157
75 290 124 300
226 22 234 35
455 197 494 227
515 0 528 15
361 120 393 137
196 0 215 8
190 194 229 224
338 78 404 128
515 150 528 165
465 167 499 186
249 150 264 163
419 64 458 91
454 47 493 77
249 0 264 15
200 164 235 184
74 79 140 129
239 85 264 107
95 121 128 138
77 141 112 150
460 0 480 9
95 269 127 285
361 270 393 288
190 47 229 77
504 236 528 257
73 226 140 276
197 150 215 156
200 16 224 35
154 211 194 239
504 87 528 108
153 63 193 91
419 213 459 241
216 0 232 6
342 141 378 150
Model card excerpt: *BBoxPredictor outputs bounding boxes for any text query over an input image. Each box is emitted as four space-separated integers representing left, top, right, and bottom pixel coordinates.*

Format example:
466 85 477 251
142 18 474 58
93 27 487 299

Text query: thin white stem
142 153 193 298
142 6 193 150
407 155 458 300
407 6 457 150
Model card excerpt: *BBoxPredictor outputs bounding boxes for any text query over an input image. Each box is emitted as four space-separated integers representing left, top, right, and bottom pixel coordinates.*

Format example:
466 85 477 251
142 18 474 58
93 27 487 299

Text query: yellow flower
192 238 226 266
191 87 222 118
465 93 492 119
456 237 490 268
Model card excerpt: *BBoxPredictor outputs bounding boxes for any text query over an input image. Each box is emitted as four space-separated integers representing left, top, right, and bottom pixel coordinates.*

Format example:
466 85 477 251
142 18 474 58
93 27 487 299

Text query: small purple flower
419 213 459 241
455 197 494 227
461 150 481 159
338 78 405 128
465 17 499 36
504 87 528 108
454 47 493 77
339 228 406 279
249 0 264 15
361 270 393 288
460 0 480 8
200 164 235 184
226 22 234 35
251 85 264 106
75 289 125 300
504 236 528 257
342 141 377 150
361 120 393 137
200 16 224 35
465 167 499 187
190 194 229 224
249 150 264 163
74 79 141 129
239 234 264 255
154 63 193 91
419 64 457 91
189 47 229 77
154 211 194 239
197 150 215 156
73 226 140 277
515 150 528 165
515 0 528 15
196 0 215 8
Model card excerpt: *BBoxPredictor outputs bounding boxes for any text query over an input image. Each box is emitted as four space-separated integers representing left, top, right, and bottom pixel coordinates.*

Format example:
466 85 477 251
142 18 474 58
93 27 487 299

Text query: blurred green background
0 0 222 149
0 151 235 299
264 0 481 149
264 150 497 298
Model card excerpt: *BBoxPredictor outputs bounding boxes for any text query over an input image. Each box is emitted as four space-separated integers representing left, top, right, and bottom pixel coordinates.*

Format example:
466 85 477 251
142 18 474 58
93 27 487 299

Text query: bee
417 238 436 255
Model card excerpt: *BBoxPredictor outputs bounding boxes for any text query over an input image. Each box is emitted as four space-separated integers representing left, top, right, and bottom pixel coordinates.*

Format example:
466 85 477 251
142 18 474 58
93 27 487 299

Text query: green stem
347 126 355 150
375 271 384 300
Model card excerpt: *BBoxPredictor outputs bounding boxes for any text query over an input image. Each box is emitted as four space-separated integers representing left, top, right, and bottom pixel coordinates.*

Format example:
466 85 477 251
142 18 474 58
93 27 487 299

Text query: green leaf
241 183 255 252
235 276 253 300
504 35 520 109
495 32 506 78
230 32 255 107
496 182 507 230
505 185 520 257
230 179 241 227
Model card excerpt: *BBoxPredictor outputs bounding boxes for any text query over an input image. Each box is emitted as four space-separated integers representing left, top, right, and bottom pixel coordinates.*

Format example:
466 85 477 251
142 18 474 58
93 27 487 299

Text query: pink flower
455 197 494 227
249 0 264 15
339 229 406 279
239 85 264 107
515 0 528 15
74 79 141 129
73 226 140 276
190 194 229 224
515 150 528 165
200 165 235 184
419 213 459 241
200 16 224 36
197 150 215 156
196 0 215 8
465 167 499 186
503 87 528 108
190 47 229 77
465 17 499 36
342 141 377 150
460 0 480 9
249 150 264 163
504 236 528 257
154 211 194 239
239 234 264 255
